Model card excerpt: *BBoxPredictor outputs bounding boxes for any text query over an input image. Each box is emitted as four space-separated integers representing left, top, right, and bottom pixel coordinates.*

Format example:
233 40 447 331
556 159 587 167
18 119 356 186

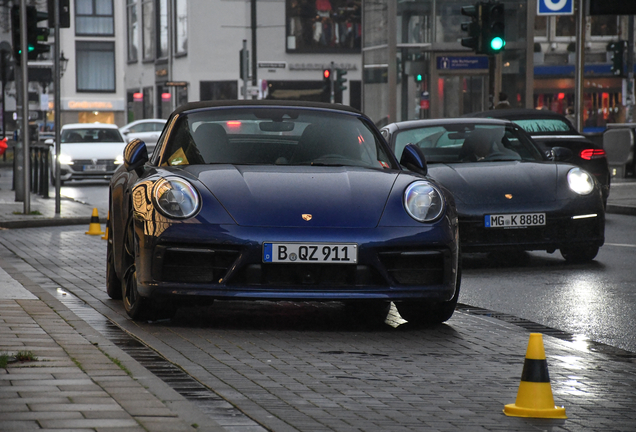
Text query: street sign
537 0 574 16
437 56 489 70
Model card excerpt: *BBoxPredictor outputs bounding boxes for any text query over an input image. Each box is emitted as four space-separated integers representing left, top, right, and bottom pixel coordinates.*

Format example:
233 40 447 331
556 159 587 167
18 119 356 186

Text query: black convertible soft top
172 100 363 117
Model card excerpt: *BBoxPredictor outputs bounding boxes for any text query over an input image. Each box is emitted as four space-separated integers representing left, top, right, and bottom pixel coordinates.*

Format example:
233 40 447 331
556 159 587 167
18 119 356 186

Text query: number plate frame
263 242 358 264
484 213 546 228
83 164 107 172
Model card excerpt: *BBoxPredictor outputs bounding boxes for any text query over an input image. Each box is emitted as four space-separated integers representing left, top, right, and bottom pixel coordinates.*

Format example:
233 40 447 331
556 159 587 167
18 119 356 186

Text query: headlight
404 181 445 222
153 177 200 219
114 154 124 165
567 167 594 195
58 154 73 165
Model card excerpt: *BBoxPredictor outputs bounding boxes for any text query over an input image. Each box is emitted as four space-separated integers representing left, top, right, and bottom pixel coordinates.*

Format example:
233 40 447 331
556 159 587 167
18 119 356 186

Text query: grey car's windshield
393 124 545 163
158 108 396 169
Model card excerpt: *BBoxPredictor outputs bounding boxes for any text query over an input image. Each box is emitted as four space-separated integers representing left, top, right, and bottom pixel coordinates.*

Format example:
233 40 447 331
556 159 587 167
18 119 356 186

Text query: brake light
580 149 606 160
226 121 241 128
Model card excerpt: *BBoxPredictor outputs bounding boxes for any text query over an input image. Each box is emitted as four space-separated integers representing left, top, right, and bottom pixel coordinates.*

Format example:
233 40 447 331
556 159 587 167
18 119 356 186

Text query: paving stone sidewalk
0 256 223 432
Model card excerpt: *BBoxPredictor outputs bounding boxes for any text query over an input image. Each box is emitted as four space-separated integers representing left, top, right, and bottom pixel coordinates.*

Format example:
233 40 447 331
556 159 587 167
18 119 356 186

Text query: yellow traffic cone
504 333 567 419
101 211 110 240
85 208 105 236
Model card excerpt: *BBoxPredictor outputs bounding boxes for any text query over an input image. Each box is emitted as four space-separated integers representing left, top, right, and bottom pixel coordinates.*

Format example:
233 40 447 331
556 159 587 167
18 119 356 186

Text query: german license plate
485 213 546 228
263 243 357 264
83 164 107 172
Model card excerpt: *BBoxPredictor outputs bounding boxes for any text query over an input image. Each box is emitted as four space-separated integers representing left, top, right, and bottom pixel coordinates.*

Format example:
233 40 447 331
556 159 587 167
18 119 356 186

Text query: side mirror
400 144 428 176
551 146 573 162
123 138 148 175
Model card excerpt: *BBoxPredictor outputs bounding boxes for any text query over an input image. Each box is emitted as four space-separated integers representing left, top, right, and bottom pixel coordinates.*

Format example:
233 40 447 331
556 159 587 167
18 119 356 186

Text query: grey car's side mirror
123 138 149 175
400 144 428 176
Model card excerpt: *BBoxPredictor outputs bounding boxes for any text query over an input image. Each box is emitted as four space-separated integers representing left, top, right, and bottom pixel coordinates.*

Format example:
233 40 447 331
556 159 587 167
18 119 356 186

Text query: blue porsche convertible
107 101 460 323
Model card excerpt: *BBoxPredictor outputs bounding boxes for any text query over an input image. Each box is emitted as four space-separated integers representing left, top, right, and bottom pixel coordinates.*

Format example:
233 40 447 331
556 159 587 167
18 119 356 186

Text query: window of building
157 0 168 59
534 16 547 40
555 15 575 38
175 0 188 55
200 81 238 100
75 0 114 36
590 15 618 37
286 0 361 53
142 0 154 61
76 41 115 92
127 0 138 62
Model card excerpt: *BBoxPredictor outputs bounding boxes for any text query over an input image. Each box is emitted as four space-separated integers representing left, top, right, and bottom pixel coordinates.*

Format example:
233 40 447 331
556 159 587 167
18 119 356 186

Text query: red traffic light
323 69 331 79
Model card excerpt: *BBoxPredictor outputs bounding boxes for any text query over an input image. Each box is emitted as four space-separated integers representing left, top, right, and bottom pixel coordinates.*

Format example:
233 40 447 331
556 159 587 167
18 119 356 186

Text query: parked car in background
466 108 610 205
381 118 605 263
119 119 167 154
107 101 460 324
48 123 127 184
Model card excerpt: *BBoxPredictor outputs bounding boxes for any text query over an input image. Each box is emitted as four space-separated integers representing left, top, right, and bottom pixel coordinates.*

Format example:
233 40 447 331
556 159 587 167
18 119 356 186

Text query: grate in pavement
457 303 636 362
53 288 267 431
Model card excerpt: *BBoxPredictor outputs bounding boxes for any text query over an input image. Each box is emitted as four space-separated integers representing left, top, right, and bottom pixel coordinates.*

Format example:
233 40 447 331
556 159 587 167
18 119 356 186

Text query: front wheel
560 245 599 263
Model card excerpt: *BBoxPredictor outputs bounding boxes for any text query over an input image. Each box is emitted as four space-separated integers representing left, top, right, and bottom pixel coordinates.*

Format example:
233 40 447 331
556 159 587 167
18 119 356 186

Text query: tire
121 212 150 320
560 245 599 263
106 215 122 300
396 267 462 325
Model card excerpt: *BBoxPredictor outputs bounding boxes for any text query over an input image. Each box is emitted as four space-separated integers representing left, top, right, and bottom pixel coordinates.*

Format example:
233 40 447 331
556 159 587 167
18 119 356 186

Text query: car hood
59 142 127 159
194 165 399 228
427 161 558 205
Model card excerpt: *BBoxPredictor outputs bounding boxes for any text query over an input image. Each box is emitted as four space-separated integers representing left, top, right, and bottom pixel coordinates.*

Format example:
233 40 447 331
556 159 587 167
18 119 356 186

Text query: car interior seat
291 123 361 164
459 129 495 161
192 123 235 163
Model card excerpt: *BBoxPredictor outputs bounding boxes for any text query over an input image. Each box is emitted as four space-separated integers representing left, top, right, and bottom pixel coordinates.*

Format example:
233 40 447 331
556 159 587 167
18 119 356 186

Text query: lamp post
59 51 69 77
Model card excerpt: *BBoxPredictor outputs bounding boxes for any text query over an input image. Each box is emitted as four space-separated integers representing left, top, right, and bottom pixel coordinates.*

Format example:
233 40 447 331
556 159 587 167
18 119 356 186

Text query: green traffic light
416 74 423 82
490 37 505 51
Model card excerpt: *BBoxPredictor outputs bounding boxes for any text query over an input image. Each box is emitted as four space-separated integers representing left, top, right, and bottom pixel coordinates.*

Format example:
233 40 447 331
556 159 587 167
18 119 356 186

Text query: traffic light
27 6 51 60
322 68 332 92
482 2 505 55
336 69 347 92
12 6 50 61
414 73 423 83
608 41 626 77
460 3 482 53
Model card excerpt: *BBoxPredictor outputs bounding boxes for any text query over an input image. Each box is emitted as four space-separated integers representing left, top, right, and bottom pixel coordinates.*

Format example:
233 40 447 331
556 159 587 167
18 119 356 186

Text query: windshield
61 128 124 143
393 124 545 163
512 118 573 134
158 108 396 169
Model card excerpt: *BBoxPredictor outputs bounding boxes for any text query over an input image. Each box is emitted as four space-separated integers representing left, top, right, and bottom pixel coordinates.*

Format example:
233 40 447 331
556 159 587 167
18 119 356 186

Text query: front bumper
458 198 605 253
132 221 460 303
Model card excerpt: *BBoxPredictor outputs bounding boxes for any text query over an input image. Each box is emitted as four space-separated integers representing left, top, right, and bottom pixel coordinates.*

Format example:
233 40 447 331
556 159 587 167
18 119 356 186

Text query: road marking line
605 243 636 248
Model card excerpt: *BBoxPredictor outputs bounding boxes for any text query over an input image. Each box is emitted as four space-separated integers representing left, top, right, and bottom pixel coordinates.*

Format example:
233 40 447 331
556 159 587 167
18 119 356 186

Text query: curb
0 217 108 229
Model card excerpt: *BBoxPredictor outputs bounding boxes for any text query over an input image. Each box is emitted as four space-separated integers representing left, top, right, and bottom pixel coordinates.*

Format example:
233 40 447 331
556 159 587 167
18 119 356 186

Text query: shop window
200 81 238 101
555 15 575 38
286 0 361 53
591 15 618 37
76 41 115 92
76 0 114 36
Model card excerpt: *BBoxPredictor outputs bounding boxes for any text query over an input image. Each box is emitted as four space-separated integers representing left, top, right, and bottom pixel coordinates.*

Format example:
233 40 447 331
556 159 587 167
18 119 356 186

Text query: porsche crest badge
302 214 312 221
505 194 513 200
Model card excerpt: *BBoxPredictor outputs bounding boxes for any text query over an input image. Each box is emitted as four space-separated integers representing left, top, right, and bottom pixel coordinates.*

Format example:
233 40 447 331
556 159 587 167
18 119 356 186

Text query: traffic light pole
330 61 335 104
19 0 31 214
54 0 62 213
574 0 585 133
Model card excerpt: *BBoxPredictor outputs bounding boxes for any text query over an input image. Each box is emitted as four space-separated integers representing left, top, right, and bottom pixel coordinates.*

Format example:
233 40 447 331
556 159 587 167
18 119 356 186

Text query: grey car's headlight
404 181 445 222
567 167 594 195
153 177 200 219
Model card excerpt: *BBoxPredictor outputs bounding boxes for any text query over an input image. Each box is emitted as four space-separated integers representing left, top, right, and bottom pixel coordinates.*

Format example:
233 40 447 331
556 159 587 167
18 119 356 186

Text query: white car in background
48 123 127 184
119 119 167 154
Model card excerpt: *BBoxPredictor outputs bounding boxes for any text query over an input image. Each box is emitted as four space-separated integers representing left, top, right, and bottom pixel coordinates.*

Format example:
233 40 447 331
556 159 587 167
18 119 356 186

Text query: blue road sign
537 0 574 15
437 56 489 71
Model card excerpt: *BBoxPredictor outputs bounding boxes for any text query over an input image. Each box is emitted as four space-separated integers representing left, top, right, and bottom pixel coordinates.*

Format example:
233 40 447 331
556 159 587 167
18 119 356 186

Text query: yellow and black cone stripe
503 333 567 419
85 208 105 236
